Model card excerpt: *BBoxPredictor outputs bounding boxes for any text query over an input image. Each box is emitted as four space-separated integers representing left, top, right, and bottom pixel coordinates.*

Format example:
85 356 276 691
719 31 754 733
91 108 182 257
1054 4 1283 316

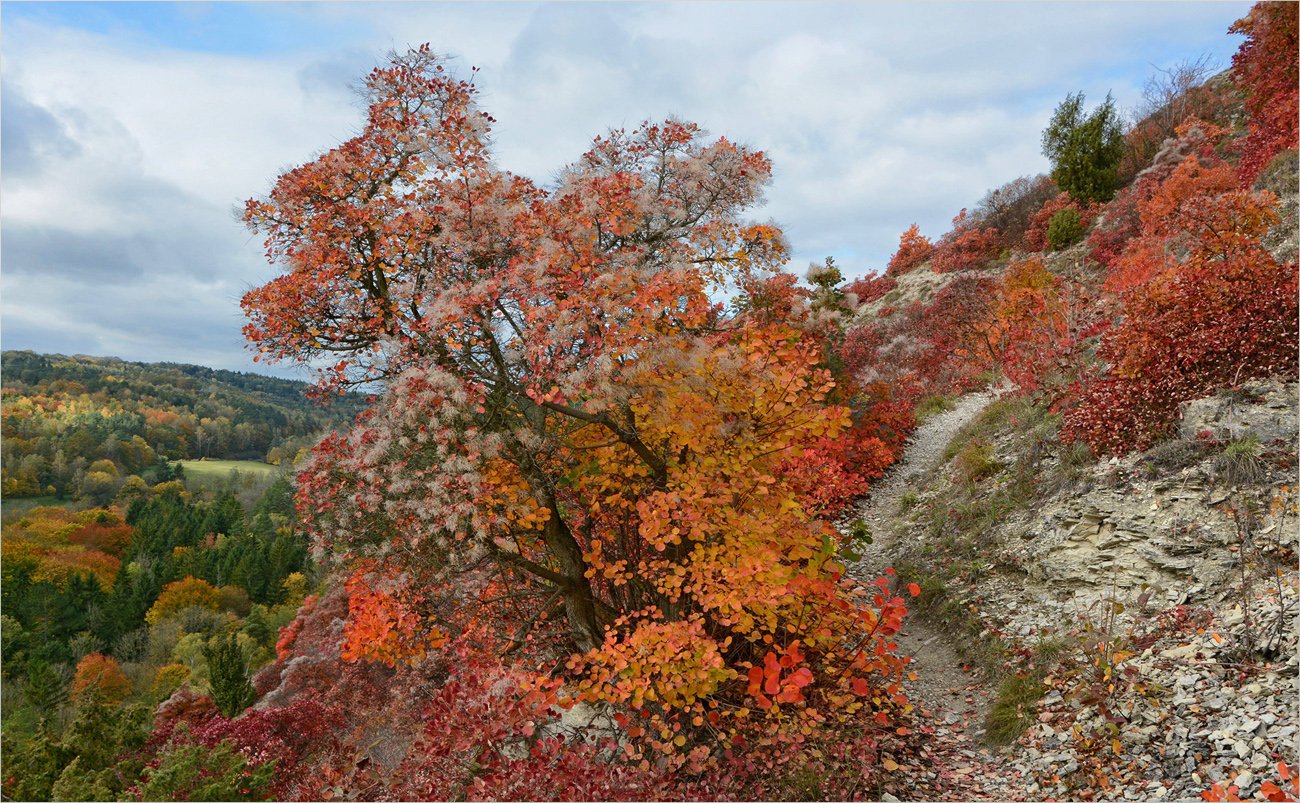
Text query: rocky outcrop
887 376 1297 637
1178 376 1299 445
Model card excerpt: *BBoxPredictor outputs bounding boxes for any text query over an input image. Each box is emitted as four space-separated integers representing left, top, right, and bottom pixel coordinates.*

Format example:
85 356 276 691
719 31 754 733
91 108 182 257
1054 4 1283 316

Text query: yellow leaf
882 758 899 771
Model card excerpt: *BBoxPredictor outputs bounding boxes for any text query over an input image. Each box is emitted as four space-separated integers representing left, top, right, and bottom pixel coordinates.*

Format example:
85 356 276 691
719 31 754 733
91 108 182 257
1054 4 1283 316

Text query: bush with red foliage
150 683 220 735
68 520 134 558
149 688 349 800
884 224 934 276
930 210 1000 273
1062 185 1297 453
288 642 667 802
840 322 890 379
778 433 890 518
844 273 897 304
850 381 917 459
254 583 396 715
1230 2 1299 186
1090 119 1234 273
916 272 1005 385
841 281 999 402
1086 184 1143 269
1101 154 1238 298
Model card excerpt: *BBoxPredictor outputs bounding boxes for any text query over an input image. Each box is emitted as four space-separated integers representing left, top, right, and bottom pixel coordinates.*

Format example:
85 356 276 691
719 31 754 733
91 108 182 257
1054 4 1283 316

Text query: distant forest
0 351 359 502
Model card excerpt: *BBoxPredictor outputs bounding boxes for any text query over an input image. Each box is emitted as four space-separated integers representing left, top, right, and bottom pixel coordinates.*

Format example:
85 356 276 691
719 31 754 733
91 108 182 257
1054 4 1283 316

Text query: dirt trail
845 389 1008 747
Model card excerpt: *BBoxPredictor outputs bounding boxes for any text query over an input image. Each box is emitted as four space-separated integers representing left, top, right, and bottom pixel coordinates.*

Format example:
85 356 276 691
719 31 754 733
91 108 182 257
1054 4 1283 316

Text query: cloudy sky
2 1 1252 379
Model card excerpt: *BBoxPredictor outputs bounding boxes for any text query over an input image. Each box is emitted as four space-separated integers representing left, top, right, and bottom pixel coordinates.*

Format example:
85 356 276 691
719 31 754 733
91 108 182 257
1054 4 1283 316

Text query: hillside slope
1 351 358 502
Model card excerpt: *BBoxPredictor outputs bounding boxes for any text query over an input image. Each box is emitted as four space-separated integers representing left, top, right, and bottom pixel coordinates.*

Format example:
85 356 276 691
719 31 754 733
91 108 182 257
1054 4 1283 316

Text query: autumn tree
145 576 221 625
1042 91 1125 203
243 46 911 768
71 652 132 705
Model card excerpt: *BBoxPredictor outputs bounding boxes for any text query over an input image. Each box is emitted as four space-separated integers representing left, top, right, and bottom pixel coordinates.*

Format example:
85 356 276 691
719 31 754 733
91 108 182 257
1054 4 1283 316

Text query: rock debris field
841 387 1299 802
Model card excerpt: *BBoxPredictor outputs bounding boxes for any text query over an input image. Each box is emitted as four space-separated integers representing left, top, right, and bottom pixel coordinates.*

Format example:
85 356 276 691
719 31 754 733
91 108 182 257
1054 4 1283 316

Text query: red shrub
884 224 934 276
1230 2 1299 186
851 381 917 459
1063 190 1297 453
844 273 897 304
778 432 891 518
150 695 349 800
151 683 220 740
69 521 134 558
295 644 667 802
256 583 395 714
1086 184 1142 269
916 272 1004 384
930 210 1000 273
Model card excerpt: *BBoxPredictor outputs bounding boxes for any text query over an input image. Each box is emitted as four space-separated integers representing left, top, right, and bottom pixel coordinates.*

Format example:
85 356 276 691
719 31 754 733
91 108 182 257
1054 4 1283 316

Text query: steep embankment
840 378 1298 802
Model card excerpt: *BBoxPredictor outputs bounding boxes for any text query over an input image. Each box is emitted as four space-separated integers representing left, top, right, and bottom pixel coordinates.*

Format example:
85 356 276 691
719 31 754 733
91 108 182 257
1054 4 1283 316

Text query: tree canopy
242 46 910 769
1041 91 1125 203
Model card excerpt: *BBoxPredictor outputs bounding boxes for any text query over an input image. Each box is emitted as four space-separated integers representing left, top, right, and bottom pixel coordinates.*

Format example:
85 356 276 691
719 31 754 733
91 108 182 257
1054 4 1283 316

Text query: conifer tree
204 634 257 717
1042 91 1125 203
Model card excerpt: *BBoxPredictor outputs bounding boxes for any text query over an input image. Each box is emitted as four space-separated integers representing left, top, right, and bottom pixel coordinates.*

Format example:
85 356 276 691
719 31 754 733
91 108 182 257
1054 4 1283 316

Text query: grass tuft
986 672 1047 745
1215 436 1267 487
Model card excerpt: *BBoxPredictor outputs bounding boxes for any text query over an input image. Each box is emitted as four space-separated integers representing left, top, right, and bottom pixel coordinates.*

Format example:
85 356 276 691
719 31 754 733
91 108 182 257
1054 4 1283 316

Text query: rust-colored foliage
68 520 134 558
71 652 132 704
341 569 448 667
1063 155 1298 453
994 257 1088 393
884 224 934 276
242 46 909 773
918 272 1006 379
1230 2 1299 186
0 507 129 591
930 210 1000 273
844 272 897 304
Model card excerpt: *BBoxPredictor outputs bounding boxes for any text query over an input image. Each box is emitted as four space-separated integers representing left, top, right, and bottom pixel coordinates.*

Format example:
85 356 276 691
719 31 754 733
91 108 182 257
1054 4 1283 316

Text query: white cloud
1 1 1254 372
